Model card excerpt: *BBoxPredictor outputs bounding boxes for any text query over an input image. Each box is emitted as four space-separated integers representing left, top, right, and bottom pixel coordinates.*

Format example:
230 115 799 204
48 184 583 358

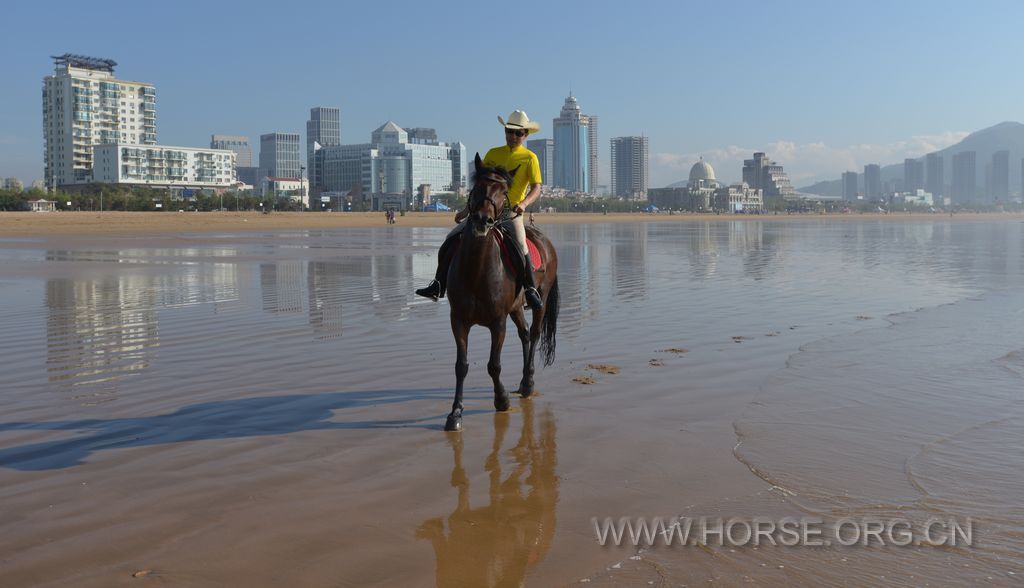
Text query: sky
2 0 1023 189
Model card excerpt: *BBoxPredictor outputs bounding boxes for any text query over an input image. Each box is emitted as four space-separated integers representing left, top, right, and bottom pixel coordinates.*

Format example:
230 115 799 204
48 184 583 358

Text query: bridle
468 173 514 233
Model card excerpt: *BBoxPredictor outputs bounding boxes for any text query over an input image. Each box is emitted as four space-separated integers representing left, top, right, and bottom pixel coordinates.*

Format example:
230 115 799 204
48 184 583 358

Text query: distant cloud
654 130 969 186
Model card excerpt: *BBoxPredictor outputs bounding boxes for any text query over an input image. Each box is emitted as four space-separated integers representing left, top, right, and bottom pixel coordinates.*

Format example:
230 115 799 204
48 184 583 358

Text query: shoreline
1 210 1021 237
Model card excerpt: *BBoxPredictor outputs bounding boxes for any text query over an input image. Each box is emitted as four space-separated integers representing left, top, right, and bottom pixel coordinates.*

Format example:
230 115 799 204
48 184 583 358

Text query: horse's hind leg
446 320 470 432
488 322 510 412
511 307 535 397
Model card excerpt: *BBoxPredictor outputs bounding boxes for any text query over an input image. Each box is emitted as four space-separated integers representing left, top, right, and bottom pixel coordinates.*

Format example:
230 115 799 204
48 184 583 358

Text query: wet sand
0 220 1021 586
1 209 1021 237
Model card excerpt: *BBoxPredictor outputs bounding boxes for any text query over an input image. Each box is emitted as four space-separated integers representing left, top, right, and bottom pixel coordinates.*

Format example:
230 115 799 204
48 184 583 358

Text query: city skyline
2 1 1023 188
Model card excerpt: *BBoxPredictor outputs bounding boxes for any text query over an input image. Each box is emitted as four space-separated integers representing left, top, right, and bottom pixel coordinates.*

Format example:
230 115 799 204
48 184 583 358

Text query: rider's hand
512 205 524 215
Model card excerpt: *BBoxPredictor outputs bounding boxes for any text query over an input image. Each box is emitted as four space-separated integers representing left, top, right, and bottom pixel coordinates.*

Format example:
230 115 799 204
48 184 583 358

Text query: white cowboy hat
497 110 541 133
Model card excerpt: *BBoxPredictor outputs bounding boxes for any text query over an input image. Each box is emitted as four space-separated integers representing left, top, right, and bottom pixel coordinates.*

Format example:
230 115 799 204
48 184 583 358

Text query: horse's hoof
444 415 463 432
495 396 510 412
517 387 535 398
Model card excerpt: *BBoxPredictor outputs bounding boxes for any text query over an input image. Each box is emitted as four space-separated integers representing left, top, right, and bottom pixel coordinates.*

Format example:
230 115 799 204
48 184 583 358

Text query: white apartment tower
42 54 156 189
610 136 649 200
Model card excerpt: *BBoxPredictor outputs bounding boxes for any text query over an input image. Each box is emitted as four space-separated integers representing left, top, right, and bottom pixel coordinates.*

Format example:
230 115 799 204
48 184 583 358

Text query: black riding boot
522 254 544 310
416 232 459 300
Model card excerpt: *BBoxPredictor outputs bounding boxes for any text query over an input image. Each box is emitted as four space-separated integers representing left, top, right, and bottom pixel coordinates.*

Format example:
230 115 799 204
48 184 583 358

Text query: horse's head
468 153 519 237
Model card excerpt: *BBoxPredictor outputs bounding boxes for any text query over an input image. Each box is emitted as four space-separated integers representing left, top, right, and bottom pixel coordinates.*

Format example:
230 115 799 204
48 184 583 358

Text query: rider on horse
416 110 545 310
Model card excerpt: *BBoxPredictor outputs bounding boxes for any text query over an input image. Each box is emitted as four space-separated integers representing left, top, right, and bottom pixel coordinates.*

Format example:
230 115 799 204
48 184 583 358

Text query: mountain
798 121 1024 196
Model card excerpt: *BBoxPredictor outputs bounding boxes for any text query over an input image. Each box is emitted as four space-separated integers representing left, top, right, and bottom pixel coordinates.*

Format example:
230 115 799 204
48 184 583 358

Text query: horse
443 154 559 432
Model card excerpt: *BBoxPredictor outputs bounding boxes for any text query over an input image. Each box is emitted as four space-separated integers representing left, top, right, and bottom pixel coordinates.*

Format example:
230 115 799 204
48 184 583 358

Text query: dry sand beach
0 215 1022 586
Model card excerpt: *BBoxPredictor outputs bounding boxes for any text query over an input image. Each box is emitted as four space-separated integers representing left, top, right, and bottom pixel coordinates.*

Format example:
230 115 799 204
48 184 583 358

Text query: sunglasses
505 128 528 137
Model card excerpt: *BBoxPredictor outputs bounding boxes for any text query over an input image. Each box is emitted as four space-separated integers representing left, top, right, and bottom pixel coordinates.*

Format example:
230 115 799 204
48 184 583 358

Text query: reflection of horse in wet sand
417 401 558 587
444 155 559 432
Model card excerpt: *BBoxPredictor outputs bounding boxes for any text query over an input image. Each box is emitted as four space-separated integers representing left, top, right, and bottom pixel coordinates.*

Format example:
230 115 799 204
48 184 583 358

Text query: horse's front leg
510 307 534 397
446 319 470 432
488 320 510 412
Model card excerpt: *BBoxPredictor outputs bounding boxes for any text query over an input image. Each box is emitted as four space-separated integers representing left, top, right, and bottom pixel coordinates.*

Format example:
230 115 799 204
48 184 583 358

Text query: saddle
493 226 543 276
446 225 544 281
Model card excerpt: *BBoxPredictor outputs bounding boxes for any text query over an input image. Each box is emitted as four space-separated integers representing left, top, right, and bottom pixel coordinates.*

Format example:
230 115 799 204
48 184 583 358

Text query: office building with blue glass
553 95 597 194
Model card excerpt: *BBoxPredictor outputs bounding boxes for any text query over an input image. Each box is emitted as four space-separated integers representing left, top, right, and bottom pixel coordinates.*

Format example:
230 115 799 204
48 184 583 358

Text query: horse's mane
471 165 515 187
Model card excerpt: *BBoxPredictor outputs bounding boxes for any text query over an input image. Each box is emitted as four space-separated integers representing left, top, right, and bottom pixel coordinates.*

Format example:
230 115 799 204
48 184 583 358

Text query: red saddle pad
493 232 543 273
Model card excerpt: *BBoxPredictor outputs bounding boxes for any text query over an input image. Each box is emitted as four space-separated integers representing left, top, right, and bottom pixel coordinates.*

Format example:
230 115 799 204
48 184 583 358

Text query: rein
469 174 517 229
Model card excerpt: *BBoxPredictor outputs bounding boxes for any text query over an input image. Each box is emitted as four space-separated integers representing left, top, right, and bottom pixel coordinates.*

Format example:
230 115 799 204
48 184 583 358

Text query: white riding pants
446 214 528 256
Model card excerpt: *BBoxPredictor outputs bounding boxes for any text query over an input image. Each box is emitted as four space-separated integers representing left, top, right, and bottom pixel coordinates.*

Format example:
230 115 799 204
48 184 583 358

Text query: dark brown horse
443 154 559 432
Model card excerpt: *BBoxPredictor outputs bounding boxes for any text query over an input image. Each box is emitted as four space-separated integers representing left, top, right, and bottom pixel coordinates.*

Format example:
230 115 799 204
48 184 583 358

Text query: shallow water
0 220 1021 586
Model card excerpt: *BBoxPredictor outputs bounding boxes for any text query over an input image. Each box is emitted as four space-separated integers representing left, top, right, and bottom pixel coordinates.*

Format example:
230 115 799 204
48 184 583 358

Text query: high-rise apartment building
553 95 597 193
904 158 924 192
42 54 156 189
306 107 341 194
842 171 858 201
609 136 649 200
951 151 976 203
527 138 554 184
992 150 1009 201
259 132 301 184
863 164 881 199
926 152 944 199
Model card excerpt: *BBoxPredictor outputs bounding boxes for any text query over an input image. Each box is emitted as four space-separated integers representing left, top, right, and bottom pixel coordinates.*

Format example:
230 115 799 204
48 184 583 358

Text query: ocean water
0 219 1020 586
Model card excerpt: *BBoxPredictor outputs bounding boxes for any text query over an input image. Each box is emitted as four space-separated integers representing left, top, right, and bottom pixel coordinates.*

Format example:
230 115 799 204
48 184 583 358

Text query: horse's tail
540 277 559 367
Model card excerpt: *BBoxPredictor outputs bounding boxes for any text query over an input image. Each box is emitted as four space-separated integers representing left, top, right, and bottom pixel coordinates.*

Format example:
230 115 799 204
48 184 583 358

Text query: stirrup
415 280 442 301
524 287 544 310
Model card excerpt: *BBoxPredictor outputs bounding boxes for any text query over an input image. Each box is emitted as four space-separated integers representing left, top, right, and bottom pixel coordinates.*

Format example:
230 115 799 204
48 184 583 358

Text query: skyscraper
526 138 554 184
307 107 341 194
609 136 649 200
586 115 599 194
951 151 976 203
553 95 596 193
863 164 881 199
842 171 858 201
904 158 924 192
42 54 156 189
926 152 944 199
260 132 301 183
992 150 1009 201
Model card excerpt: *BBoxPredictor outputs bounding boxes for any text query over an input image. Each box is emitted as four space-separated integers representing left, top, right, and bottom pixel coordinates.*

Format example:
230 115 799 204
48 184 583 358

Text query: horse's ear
474 153 483 173
508 165 521 179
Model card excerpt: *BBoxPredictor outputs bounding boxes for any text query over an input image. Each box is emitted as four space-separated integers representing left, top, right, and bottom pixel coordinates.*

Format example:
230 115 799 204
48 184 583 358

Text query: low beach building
260 177 310 207
314 121 466 211
28 199 57 212
92 144 237 191
648 159 761 213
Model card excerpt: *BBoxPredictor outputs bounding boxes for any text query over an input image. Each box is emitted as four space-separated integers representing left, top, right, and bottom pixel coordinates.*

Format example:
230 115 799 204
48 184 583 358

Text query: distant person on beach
416 110 544 310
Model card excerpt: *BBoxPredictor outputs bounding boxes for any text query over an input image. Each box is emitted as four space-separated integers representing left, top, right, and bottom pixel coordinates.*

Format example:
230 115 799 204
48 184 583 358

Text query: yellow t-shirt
483 145 542 206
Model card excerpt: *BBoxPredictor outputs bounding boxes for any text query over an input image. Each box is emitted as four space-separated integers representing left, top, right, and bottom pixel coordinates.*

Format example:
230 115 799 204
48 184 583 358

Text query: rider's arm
514 183 541 214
